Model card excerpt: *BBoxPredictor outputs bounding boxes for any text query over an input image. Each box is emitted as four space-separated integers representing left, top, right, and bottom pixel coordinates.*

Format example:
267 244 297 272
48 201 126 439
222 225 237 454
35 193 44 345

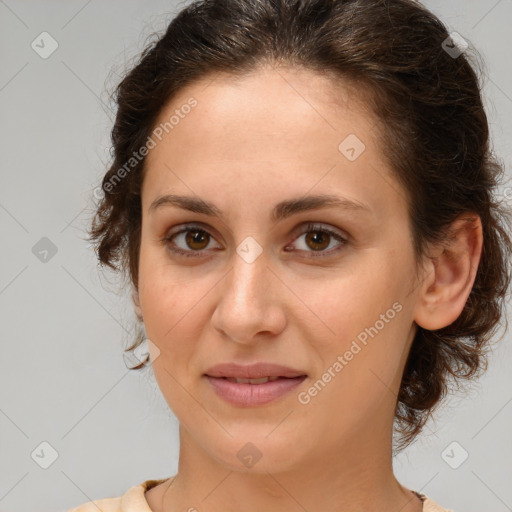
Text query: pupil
187 230 208 249
307 231 329 251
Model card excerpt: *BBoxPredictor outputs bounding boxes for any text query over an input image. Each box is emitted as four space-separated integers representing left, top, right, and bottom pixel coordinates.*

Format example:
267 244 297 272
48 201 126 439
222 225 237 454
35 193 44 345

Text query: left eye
285 223 348 257
162 222 347 258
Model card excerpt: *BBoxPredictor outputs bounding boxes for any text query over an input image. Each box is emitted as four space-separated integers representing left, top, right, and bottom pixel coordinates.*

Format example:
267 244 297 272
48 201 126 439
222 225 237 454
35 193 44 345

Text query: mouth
223 376 286 384
203 363 307 406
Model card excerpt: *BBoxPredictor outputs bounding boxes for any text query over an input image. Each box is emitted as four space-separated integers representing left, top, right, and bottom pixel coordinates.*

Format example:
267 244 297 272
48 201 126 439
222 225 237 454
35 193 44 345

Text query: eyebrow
148 193 372 221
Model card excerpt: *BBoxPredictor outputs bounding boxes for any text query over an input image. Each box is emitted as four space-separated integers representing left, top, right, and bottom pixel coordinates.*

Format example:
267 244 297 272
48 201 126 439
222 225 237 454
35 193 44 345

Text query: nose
211 244 287 346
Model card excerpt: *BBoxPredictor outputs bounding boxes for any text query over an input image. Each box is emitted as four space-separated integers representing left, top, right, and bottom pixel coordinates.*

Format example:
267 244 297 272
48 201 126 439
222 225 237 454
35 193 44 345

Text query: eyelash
162 222 348 259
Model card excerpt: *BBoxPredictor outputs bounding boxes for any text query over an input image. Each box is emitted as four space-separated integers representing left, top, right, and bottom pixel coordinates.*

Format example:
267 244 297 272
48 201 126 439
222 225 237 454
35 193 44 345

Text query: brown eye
184 229 210 250
304 231 331 251
163 224 222 258
285 223 348 258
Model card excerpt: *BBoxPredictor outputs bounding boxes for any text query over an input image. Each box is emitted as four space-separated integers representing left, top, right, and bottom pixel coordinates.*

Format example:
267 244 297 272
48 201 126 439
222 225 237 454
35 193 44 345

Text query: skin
135 64 483 512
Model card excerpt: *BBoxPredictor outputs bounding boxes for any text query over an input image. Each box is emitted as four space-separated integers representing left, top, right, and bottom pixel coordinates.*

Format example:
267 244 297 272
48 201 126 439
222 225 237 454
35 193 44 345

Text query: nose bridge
212 239 284 342
226 241 270 313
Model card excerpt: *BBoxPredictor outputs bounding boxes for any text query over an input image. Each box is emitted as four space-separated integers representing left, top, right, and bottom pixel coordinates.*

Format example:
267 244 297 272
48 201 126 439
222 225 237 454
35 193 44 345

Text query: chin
204 430 307 475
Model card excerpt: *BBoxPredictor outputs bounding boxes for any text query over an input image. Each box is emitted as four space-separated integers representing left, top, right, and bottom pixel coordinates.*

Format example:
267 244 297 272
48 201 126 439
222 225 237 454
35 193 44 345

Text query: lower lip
205 375 307 406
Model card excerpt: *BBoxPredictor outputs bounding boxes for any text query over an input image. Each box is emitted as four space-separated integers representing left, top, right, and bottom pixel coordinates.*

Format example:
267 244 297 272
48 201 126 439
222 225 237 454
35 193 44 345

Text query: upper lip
204 362 307 379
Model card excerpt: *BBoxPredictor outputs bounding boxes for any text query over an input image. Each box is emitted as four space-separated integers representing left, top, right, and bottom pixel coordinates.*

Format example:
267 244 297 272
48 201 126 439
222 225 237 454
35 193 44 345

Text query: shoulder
66 478 170 512
414 491 456 512
67 495 122 512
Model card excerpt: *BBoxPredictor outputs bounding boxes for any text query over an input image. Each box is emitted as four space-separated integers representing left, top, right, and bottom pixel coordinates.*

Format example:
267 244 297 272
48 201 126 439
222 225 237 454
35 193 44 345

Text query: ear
132 287 143 322
413 213 483 331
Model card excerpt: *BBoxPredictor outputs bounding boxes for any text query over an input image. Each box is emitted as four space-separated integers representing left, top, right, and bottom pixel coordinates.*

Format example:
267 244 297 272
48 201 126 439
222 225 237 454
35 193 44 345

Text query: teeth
225 376 281 384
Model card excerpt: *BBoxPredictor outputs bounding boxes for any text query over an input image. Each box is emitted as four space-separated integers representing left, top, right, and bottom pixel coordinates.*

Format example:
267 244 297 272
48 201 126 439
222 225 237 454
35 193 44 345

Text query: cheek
138 244 187 325
138 253 184 355
302 259 404 345
302 259 411 391
137 250 214 374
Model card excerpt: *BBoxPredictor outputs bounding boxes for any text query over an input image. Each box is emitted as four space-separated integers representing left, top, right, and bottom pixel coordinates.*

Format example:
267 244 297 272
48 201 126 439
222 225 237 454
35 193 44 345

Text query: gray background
0 1 511 511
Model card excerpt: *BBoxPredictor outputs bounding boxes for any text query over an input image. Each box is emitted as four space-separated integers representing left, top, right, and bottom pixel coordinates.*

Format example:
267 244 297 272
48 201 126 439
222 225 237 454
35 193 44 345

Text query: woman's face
137 66 425 472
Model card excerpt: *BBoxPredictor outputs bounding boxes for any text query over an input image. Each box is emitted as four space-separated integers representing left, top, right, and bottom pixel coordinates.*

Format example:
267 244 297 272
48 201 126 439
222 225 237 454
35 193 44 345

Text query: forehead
148 65 375 159
141 66 404 222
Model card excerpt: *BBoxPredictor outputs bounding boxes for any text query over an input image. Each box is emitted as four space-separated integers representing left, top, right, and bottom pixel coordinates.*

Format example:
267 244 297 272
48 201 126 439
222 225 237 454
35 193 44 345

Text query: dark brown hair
88 0 512 451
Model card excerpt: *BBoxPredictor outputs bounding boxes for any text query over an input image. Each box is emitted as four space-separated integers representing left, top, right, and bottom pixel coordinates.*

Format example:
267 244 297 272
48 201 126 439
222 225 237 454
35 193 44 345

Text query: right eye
162 224 222 258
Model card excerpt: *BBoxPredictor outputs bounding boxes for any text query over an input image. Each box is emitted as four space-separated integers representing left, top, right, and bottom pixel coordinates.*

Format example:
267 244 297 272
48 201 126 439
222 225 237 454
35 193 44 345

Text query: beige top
67 477 455 512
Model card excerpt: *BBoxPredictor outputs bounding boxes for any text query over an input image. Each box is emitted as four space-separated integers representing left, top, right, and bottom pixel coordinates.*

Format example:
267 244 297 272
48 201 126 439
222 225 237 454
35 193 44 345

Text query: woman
69 0 512 510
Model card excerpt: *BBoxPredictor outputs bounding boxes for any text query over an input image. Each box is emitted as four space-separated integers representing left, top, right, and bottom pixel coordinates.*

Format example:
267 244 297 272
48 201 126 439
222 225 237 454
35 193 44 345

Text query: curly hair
88 0 512 452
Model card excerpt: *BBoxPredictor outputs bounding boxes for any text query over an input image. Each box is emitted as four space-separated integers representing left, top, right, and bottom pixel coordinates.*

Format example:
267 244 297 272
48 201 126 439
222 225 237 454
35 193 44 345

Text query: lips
204 362 307 406
225 376 281 384
204 362 307 379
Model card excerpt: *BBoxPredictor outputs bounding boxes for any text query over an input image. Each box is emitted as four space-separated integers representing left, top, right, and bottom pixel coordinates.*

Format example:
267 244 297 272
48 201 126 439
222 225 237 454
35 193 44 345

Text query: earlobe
413 214 483 331
132 288 144 322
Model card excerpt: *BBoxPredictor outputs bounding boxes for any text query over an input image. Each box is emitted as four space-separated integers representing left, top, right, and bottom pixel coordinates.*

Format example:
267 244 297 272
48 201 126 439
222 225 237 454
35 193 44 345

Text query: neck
158 426 422 512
